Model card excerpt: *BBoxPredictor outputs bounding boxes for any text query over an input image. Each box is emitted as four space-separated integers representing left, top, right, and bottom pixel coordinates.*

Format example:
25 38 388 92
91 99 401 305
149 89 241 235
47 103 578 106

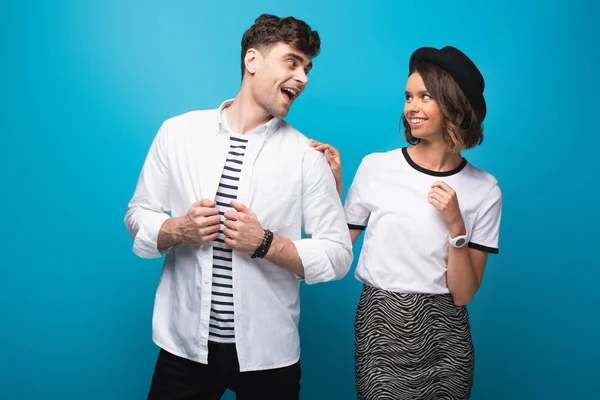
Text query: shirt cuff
132 213 171 258
292 239 336 284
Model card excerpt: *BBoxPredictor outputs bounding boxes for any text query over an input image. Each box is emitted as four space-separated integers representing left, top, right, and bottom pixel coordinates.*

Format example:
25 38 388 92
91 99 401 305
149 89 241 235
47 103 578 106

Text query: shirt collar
215 99 281 140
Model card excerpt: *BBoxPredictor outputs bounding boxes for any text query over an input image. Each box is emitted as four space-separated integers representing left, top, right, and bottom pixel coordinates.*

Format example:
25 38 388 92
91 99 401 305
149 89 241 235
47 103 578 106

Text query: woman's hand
309 139 343 197
427 181 466 236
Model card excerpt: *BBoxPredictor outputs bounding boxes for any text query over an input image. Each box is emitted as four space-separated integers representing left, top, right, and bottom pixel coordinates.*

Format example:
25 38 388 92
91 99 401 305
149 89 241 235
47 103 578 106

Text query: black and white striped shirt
209 133 248 343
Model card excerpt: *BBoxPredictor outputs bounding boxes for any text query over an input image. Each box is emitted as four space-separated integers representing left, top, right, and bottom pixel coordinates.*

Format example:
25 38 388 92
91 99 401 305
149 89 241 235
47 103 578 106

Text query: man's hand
157 199 221 250
223 201 265 254
180 199 222 245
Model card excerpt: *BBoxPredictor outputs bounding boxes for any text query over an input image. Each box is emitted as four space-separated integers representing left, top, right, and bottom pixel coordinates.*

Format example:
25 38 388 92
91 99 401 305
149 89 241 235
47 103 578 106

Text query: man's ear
244 48 261 75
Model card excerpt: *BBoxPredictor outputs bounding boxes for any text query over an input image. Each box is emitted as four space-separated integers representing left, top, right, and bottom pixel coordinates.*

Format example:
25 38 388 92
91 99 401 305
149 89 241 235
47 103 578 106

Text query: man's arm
221 202 305 276
222 150 353 283
264 235 304 276
290 150 353 283
124 123 173 259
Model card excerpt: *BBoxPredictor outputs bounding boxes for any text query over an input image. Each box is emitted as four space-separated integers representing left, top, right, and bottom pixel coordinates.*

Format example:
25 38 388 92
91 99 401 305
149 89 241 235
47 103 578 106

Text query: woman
311 46 502 399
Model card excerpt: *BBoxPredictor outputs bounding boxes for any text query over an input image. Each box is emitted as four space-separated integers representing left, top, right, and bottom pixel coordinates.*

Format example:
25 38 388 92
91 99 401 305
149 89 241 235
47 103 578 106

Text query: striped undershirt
208 133 248 343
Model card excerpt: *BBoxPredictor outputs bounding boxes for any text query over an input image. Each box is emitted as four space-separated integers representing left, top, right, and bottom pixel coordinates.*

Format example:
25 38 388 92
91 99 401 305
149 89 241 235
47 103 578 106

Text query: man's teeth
410 118 425 123
282 88 297 97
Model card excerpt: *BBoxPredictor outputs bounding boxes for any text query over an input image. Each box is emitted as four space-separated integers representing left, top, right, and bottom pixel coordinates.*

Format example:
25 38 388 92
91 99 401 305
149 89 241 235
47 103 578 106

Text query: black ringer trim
468 242 499 254
348 224 366 231
402 147 467 177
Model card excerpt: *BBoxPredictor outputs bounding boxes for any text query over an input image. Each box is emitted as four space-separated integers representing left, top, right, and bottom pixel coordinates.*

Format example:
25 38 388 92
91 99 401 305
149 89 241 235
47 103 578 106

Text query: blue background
3 0 598 399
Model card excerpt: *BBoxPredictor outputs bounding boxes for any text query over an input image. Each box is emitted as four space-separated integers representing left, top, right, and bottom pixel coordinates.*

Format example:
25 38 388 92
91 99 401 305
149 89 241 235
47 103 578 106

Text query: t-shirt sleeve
468 183 502 254
344 158 371 230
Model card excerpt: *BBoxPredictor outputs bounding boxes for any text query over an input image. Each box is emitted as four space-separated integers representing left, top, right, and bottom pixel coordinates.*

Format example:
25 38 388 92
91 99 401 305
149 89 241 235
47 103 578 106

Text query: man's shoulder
275 120 326 166
278 120 307 141
277 120 316 153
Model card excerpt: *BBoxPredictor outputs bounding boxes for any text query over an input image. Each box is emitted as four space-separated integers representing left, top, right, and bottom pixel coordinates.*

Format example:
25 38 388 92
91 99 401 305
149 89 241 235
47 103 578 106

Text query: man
124 14 353 399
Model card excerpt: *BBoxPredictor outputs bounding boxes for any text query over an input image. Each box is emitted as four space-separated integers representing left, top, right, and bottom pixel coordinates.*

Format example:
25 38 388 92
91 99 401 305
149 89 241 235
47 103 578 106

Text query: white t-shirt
345 147 502 294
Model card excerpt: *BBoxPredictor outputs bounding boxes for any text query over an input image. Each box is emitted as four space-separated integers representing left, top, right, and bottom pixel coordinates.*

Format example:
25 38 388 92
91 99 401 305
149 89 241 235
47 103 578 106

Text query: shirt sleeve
344 157 371 230
292 149 353 284
124 121 172 259
468 183 502 254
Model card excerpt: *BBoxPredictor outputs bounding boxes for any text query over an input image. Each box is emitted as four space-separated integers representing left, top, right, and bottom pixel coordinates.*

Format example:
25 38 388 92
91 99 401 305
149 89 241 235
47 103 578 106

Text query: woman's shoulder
462 162 501 200
361 148 404 166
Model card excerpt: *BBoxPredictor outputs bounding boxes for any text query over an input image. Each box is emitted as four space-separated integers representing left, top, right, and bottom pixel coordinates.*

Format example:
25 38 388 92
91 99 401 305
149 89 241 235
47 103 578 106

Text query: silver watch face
456 238 466 247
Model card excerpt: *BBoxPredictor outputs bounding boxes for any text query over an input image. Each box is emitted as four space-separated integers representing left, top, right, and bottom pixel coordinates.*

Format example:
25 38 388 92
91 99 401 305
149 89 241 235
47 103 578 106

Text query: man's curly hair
240 14 320 78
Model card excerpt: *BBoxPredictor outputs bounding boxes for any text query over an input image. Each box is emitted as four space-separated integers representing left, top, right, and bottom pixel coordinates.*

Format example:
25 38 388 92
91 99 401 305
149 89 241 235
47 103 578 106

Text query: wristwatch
447 232 468 248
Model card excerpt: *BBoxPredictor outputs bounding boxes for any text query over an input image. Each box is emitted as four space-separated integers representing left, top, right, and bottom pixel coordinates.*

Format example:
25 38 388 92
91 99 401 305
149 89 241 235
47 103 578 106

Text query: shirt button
204 279 209 285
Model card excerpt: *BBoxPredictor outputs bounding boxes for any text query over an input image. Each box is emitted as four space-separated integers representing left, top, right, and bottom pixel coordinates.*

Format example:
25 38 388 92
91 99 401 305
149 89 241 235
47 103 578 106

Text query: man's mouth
281 87 298 103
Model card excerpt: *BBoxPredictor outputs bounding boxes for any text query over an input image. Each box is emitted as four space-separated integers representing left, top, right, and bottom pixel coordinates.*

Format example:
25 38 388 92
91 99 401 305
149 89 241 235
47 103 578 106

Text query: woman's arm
428 181 488 305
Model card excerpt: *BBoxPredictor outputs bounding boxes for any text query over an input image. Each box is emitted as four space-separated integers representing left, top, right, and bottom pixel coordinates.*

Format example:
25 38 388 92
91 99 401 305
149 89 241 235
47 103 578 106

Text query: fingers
196 198 217 208
428 182 458 211
324 149 340 168
428 187 450 202
199 223 221 236
201 232 220 243
428 191 443 203
230 201 247 212
427 192 444 210
310 139 342 172
201 214 222 227
430 181 455 195
310 140 339 155
197 216 221 244
189 208 219 221
189 228 219 245
189 200 219 218
222 228 237 240
223 219 237 230
224 210 240 221
223 209 250 224
230 201 254 216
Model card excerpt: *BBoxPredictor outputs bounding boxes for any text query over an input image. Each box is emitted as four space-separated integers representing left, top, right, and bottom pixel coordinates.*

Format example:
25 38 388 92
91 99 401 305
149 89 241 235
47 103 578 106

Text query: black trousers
147 342 301 400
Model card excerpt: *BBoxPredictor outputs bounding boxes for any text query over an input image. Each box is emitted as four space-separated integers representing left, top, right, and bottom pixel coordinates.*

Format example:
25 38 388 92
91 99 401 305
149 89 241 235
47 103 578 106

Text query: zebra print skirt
355 284 474 400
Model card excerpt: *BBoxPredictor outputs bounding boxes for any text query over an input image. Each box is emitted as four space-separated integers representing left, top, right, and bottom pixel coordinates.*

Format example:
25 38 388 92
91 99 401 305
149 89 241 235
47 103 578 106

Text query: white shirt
345 147 502 294
124 100 353 371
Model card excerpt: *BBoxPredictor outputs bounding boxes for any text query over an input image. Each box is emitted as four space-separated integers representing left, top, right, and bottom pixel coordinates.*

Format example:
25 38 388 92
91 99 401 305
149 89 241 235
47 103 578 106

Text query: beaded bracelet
251 229 273 259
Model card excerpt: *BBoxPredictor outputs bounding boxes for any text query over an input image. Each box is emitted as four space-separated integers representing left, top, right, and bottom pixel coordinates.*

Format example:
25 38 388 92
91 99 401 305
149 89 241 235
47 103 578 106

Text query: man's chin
271 107 289 119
